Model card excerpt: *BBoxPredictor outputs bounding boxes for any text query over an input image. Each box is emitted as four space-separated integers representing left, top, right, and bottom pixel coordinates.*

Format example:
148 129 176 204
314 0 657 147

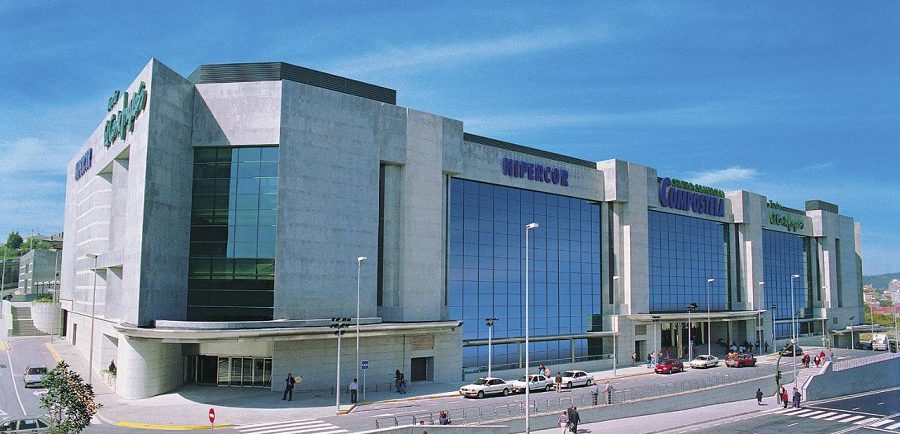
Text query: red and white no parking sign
209 408 216 424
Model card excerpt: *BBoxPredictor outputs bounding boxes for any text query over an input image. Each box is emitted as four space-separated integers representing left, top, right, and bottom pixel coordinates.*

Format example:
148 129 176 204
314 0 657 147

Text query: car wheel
567 382 573 389
546 384 552 392
503 388 510 396
477 390 484 399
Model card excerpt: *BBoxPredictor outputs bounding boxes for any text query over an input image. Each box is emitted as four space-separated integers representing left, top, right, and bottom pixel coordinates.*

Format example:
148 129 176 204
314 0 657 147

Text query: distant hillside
863 272 900 290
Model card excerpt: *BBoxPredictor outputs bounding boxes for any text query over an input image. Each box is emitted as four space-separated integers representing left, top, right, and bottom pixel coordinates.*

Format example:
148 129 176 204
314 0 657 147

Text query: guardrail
832 352 900 372
375 364 784 429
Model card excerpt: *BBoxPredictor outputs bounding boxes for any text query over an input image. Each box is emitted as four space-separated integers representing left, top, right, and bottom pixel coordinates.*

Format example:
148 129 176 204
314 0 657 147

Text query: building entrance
186 355 272 388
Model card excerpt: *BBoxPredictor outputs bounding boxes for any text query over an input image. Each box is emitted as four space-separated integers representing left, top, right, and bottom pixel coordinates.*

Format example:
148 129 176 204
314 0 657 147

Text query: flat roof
463 133 598 169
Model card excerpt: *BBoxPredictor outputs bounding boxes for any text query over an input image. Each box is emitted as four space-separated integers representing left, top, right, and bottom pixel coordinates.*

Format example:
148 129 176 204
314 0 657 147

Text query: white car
0 416 51 433
22 365 47 388
459 377 511 398
689 355 719 369
509 374 552 393
560 370 593 388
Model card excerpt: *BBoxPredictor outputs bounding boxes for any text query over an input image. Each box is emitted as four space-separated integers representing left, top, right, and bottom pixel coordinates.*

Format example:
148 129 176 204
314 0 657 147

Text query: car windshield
694 356 706 360
473 378 488 385
517 376 527 382
26 367 47 375
563 371 577 376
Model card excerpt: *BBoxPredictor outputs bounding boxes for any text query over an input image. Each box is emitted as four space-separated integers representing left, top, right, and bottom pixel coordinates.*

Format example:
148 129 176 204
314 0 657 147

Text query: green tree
40 361 100 434
5 231 22 250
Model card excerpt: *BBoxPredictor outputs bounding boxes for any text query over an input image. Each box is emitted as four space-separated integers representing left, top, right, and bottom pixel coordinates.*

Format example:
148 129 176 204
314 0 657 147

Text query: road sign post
209 408 215 431
361 360 369 401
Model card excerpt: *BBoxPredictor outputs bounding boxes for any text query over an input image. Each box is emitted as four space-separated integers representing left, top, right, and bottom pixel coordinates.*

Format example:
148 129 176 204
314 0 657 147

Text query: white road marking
868 419 895 428
811 411 837 419
885 422 900 430
854 417 880 425
840 415 866 423
5 347 26 415
797 410 824 417
237 419 348 434
825 414 853 421
787 422 798 427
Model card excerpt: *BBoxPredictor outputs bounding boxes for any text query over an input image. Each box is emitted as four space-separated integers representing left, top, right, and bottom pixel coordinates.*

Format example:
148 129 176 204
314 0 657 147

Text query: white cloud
687 166 758 186
331 27 602 75
0 136 71 236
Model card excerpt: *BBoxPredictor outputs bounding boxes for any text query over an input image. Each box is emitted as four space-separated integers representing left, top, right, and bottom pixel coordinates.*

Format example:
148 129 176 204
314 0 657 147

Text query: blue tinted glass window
449 178 601 371
763 229 807 338
648 211 727 313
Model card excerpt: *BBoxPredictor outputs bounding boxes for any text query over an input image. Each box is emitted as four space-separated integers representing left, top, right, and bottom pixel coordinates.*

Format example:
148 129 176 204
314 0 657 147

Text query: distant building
0 259 18 295
17 248 61 296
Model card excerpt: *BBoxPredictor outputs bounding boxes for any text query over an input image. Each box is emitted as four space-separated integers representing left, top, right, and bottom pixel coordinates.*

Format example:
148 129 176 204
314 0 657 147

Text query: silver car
689 355 719 369
459 377 511 398
22 365 47 388
509 374 552 393
560 370 594 388
0 416 51 433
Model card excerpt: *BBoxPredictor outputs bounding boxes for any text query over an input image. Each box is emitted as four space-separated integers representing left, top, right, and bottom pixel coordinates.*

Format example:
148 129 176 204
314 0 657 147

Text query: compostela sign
658 177 725 217
103 81 148 148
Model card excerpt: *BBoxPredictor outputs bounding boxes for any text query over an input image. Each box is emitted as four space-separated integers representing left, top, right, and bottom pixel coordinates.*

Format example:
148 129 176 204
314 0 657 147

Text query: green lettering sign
107 90 120 112
769 212 804 232
103 81 148 148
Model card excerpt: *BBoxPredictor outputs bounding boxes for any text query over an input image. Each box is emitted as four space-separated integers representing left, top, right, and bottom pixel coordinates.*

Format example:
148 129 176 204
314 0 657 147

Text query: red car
725 353 757 368
655 358 684 374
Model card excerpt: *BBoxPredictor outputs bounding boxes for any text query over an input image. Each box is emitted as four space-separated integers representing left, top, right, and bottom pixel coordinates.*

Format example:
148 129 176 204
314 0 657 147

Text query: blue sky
1 2 897 274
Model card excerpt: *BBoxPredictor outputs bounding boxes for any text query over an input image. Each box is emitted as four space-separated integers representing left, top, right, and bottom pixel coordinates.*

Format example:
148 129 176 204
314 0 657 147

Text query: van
872 333 888 351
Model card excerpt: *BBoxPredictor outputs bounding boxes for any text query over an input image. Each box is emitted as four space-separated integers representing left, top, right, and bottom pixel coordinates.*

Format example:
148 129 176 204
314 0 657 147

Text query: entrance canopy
627 310 767 323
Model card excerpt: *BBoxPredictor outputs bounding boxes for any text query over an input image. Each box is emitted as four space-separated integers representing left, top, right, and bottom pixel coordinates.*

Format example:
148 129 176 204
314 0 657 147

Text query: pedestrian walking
829 349 834 362
603 381 614 405
589 383 599 406
555 372 563 392
764 341 769 353
282 373 296 401
814 355 820 368
545 367 552 379
395 369 402 393
792 387 802 408
349 378 359 404
631 351 638 367
538 363 545 375
756 388 763 405
398 373 407 394
438 411 451 425
567 406 580 433
780 386 788 408
557 411 569 434
646 352 652 368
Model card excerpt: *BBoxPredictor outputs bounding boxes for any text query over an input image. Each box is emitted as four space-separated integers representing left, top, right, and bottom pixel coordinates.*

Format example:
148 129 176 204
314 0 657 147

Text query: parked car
22 365 47 388
688 355 719 369
459 377 511 398
725 353 757 368
780 344 803 356
560 370 593 388
872 333 889 351
509 374 551 393
654 358 684 374
0 416 51 433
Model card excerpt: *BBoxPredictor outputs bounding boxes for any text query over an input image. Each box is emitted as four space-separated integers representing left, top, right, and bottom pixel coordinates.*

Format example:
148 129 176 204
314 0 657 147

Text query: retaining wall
31 302 59 334
805 354 900 401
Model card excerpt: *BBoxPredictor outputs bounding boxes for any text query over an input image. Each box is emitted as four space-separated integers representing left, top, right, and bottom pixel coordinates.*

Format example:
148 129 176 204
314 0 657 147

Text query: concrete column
116 336 183 399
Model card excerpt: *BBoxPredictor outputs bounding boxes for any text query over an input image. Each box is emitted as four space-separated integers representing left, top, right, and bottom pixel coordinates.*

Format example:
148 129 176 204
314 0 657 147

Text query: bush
33 296 54 303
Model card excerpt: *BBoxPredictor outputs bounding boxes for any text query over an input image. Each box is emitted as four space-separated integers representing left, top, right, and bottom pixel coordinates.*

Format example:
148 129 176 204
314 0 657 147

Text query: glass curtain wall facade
648 211 728 313
448 179 602 372
187 146 278 321
762 229 808 338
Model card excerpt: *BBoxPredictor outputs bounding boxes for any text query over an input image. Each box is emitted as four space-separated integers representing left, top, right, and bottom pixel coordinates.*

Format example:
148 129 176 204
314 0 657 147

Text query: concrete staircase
10 306 45 336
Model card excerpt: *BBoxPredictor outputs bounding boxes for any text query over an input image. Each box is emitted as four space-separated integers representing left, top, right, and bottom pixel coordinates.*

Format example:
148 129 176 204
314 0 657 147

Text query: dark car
654 358 684 374
780 344 803 356
726 353 757 368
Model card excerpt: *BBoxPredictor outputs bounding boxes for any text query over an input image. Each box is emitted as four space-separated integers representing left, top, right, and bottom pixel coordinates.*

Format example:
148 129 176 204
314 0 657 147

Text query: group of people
777 386 803 408
589 381 614 406
537 364 566 392
800 350 830 368
394 370 408 394
557 406 581 433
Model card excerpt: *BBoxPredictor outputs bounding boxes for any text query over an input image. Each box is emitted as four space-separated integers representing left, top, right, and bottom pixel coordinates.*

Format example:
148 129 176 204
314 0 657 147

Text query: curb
45 342 62 363
114 421 234 431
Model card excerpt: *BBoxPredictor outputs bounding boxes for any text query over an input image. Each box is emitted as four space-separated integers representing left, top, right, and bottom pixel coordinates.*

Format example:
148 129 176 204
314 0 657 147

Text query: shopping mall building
60 59 864 399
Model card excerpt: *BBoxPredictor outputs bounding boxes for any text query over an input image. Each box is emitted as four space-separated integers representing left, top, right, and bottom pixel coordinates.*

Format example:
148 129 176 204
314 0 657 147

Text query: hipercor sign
501 158 569 187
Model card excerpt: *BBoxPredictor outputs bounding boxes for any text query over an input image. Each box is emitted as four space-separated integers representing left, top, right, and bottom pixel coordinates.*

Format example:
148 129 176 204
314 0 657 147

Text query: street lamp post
687 303 698 360
706 278 714 356
758 281 766 355
355 256 366 385
49 246 61 343
849 315 855 350
790 274 800 387
485 317 497 377
771 304 778 348
652 315 661 364
612 276 620 377
331 317 351 415
83 253 99 386
524 222 539 434
893 310 898 354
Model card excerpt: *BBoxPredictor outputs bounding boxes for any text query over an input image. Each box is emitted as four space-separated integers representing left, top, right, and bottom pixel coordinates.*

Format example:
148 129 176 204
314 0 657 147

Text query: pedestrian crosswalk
767 407 900 431
236 418 349 434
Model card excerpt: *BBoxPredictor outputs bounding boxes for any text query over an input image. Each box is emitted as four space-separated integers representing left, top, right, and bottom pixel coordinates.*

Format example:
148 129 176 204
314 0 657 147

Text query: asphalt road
662 387 900 434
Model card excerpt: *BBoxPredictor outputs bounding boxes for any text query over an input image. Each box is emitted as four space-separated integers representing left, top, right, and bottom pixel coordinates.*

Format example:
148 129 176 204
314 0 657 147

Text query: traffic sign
208 408 215 424
361 360 369 370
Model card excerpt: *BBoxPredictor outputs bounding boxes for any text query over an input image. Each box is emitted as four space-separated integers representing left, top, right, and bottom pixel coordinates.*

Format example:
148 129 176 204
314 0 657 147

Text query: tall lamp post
355 256 366 384
83 253 99 386
893 310 898 354
652 315 661 363
485 317 497 377
849 315 855 350
686 303 698 360
771 304 777 349
331 317 352 415
49 246 61 342
524 222 539 434
706 278 714 356
790 274 800 387
612 276 620 377
758 281 766 355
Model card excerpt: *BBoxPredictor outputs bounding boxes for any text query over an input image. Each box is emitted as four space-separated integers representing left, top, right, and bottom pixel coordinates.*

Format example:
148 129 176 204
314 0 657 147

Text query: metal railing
375 365 780 429
832 352 900 371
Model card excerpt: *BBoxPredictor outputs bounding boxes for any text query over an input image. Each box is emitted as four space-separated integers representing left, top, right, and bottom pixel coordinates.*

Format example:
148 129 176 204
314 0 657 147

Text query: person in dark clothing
792 387 802 408
282 373 296 401
566 406 580 433
780 386 789 408
756 388 763 405
764 341 769 353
